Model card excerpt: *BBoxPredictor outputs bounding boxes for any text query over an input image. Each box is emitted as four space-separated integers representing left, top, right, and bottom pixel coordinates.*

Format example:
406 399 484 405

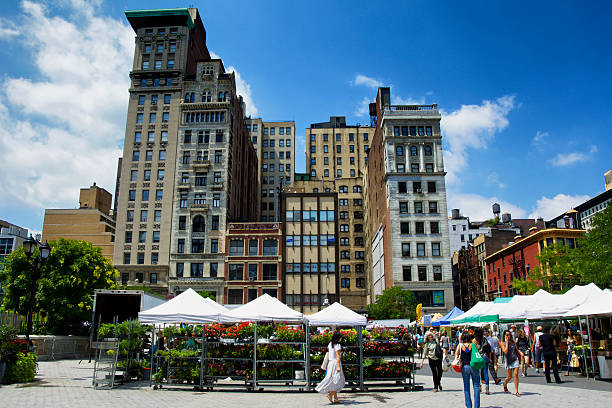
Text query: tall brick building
365 88 452 313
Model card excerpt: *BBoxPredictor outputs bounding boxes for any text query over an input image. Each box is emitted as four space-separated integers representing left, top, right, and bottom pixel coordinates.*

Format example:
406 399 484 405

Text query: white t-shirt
328 343 342 362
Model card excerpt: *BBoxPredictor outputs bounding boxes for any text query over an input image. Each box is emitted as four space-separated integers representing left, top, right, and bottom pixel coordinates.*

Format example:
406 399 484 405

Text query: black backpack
435 340 443 359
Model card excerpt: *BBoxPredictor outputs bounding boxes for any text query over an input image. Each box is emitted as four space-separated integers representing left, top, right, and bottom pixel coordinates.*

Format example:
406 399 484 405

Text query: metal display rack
92 338 119 389
360 338 416 391
201 338 255 391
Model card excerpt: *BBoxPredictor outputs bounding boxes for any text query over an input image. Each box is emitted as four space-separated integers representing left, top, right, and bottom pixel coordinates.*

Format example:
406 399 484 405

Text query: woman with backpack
473 328 492 395
501 329 523 397
420 331 443 392
454 331 480 408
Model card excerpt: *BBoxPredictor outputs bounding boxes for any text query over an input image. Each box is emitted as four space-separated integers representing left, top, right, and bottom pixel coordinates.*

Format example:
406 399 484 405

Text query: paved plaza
0 359 610 407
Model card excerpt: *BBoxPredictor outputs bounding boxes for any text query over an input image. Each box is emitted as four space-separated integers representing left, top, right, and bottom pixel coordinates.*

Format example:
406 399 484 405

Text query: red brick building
224 222 282 304
484 228 585 298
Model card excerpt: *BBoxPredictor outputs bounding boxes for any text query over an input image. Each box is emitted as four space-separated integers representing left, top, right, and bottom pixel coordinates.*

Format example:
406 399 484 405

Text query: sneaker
536 369 540 373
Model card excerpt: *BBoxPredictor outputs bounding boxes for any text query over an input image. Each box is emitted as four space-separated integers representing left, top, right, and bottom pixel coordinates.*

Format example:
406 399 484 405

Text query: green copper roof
125 8 194 30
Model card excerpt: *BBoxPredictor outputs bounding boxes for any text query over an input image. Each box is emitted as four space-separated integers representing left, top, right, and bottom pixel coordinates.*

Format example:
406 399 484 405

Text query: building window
229 264 244 280
176 263 184 277
124 231 132 243
177 238 185 253
341 278 350 288
429 201 438 213
179 193 188 208
415 222 425 234
126 210 134 221
142 190 149 201
410 146 418 156
402 266 412 281
159 150 166 161
399 201 409 213
430 221 439 234
425 145 433 156
396 145 404 156
227 289 243 304
432 242 441 257
210 262 218 277
398 182 407 193
433 265 442 281
248 264 257 280
417 243 425 256
425 163 434 173
418 266 427 281
211 216 219 230
413 181 422 193
262 264 277 280
137 252 145 264
249 239 258 256
427 181 436 193
191 263 204 277
155 189 163 200
263 239 277 255
140 210 148 222
191 239 205 253
151 252 158 264
192 215 205 232
400 222 410 234
229 240 244 256
213 193 220 207
401 243 410 257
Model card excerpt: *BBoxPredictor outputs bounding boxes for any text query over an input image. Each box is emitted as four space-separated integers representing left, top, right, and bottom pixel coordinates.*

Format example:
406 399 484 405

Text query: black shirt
539 333 556 354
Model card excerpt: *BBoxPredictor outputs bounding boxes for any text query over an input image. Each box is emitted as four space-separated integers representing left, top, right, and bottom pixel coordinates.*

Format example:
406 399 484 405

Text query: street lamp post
22 236 50 344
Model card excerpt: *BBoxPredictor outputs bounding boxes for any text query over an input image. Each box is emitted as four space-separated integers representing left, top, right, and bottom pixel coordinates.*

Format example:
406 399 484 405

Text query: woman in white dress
315 331 345 404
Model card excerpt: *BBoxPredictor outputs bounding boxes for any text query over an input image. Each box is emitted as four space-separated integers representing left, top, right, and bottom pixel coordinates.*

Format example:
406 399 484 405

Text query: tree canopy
366 286 417 320
198 289 216 301
514 205 612 293
0 238 118 334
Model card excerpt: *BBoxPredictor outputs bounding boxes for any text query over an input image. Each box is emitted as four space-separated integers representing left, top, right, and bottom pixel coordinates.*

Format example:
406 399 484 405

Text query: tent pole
578 317 588 379
586 315 597 380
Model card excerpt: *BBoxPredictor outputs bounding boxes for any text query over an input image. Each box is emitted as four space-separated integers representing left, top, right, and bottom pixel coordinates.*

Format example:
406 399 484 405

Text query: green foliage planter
3 352 37 384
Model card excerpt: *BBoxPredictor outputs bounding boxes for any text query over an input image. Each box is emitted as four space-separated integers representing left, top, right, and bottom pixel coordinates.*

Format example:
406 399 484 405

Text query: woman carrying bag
420 331 444 392
454 331 481 408
316 331 345 404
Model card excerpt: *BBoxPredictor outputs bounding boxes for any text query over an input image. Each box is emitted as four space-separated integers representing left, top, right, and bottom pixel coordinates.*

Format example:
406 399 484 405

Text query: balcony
190 203 209 212
178 181 190 190
192 160 210 168
211 182 224 190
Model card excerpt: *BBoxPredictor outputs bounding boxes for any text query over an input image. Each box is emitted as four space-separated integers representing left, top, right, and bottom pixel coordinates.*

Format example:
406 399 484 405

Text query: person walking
516 329 531 376
315 331 345 403
501 329 522 397
533 326 544 373
455 331 480 408
420 331 443 392
483 328 501 385
440 330 450 356
486 329 500 372
565 329 576 376
417 329 425 359
473 328 491 395
539 327 562 384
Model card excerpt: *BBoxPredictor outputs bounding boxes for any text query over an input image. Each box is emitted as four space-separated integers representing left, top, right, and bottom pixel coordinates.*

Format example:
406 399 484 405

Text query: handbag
451 355 462 373
434 341 443 360
441 355 452 372
470 344 486 370
321 352 329 371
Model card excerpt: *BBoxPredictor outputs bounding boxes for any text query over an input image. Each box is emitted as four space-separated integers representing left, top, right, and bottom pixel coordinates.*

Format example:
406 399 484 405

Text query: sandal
327 395 334 404
515 392 521 397
504 385 510 393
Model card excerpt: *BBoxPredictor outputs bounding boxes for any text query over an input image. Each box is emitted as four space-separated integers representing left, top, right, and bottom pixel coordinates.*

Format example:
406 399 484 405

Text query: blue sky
0 0 610 234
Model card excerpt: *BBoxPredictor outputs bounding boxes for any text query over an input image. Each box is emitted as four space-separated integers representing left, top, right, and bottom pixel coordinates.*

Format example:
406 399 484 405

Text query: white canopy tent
499 289 554 321
138 288 227 324
563 289 612 317
219 293 304 323
527 283 603 319
306 302 367 327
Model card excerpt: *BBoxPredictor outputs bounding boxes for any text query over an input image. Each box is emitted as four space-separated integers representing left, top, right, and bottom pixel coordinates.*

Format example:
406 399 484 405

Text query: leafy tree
0 239 118 334
366 286 417 320
198 289 216 302
514 205 612 292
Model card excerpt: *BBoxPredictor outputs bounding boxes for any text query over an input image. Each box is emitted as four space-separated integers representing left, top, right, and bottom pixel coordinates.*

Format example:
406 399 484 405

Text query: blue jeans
480 355 490 386
462 365 480 408
567 345 574 374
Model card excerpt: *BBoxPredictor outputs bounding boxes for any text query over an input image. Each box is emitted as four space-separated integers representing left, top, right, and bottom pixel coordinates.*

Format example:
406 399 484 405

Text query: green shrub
3 352 37 384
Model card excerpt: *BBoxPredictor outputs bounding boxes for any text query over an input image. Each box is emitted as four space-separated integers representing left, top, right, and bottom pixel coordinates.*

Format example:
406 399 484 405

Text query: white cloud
0 1 133 211
441 95 516 185
447 192 527 221
210 51 257 117
392 95 425 105
548 152 588 166
355 96 371 117
352 74 383 88
589 145 598 153
532 130 548 146
487 172 506 189
528 193 590 220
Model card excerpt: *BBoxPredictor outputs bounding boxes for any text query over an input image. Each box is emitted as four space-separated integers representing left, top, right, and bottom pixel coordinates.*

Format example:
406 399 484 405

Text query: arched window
223 91 229 101
192 215 205 232
424 145 432 156
410 146 418 156
218 92 223 101
184 93 190 102
189 92 195 103
202 89 211 102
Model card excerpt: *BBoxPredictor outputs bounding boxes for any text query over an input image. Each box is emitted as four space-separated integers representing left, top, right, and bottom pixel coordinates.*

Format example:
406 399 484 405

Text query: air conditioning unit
248 277 255 281
416 189 422 193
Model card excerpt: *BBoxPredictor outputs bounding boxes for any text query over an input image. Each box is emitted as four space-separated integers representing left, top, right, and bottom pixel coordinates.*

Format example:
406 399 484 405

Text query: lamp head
22 235 37 258
39 241 51 260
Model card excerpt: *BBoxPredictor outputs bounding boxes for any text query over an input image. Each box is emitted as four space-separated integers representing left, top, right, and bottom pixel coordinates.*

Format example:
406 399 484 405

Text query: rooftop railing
384 104 438 111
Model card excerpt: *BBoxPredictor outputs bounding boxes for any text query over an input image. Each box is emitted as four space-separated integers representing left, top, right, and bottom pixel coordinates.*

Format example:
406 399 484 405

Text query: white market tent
499 289 554 321
138 288 228 323
527 283 603 319
306 302 367 327
219 293 304 323
564 289 612 317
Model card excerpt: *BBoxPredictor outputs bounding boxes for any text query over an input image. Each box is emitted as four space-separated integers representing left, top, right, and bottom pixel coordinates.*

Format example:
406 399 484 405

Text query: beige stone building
43 184 115 260
302 117 372 311
113 8 216 294
246 119 295 221
281 191 339 314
